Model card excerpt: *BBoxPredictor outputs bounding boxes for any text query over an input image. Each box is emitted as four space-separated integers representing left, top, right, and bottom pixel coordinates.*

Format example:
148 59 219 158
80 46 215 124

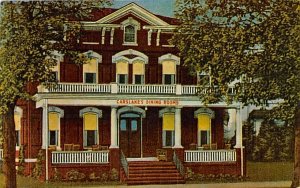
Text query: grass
0 161 294 187
247 161 293 181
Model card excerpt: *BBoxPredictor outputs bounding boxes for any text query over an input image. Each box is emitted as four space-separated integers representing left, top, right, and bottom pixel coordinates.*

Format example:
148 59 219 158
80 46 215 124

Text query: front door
119 113 141 158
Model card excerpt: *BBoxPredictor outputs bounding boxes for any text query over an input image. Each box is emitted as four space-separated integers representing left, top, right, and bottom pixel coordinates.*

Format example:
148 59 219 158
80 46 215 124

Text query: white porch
184 149 237 163
51 150 109 164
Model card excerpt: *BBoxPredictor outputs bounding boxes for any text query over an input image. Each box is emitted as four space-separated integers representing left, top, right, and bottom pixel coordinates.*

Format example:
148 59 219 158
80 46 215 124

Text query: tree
0 1 109 187
172 0 299 187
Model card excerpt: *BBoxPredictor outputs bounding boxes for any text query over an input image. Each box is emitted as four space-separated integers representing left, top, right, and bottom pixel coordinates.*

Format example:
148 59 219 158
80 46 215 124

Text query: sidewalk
85 181 291 188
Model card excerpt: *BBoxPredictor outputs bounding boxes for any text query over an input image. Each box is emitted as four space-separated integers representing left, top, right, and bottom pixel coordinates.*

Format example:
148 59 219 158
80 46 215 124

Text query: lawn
0 161 294 187
247 161 293 181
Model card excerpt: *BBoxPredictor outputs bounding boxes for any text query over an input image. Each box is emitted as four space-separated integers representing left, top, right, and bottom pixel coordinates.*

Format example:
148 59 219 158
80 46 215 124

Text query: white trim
194 108 215 119
96 3 170 26
82 42 99 45
158 53 180 65
112 49 148 64
79 107 102 117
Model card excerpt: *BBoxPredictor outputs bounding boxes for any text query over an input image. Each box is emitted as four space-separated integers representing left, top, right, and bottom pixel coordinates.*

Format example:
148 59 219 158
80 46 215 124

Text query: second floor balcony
37 83 236 96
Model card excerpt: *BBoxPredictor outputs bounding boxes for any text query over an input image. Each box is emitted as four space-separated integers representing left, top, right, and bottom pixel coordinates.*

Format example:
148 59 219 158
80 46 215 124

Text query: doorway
119 113 141 158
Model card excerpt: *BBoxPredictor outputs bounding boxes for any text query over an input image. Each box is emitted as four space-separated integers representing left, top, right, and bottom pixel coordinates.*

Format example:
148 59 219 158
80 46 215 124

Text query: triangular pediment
96 3 170 26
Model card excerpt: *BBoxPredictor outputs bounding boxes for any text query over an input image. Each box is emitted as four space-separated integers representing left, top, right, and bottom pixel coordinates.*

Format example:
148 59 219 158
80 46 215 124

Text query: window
49 130 58 145
197 114 211 146
14 113 21 147
83 113 98 147
198 72 210 86
49 112 60 146
120 119 127 131
116 61 128 84
15 131 20 147
133 61 145 84
83 55 99 84
163 74 175 85
162 113 175 147
85 73 96 83
131 120 138 131
124 25 135 43
118 74 128 84
162 61 176 85
51 71 58 81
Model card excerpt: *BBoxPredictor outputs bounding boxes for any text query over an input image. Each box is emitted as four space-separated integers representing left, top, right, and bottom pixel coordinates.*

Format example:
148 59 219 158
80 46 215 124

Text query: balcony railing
38 83 236 96
0 149 3 161
51 150 109 164
184 149 236 163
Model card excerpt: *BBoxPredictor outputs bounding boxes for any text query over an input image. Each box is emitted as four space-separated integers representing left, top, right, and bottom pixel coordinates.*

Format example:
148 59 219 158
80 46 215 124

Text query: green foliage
251 120 294 161
172 0 300 118
0 0 110 115
243 121 256 160
66 170 86 181
32 149 45 179
17 145 25 175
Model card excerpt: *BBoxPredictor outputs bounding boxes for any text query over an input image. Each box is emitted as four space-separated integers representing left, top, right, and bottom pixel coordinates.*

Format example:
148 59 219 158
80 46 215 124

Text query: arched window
124 25 135 43
48 106 64 149
116 60 129 84
132 60 144 84
80 107 102 148
82 51 101 84
14 107 22 148
158 54 180 85
159 108 175 147
194 108 215 147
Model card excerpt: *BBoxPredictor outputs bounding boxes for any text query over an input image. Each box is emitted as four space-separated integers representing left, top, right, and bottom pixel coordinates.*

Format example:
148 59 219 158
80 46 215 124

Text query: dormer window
121 17 140 46
124 25 135 43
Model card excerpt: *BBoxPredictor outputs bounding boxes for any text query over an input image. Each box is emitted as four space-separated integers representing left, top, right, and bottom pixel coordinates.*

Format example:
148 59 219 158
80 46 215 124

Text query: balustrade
51 151 109 164
184 149 236 163
38 83 235 96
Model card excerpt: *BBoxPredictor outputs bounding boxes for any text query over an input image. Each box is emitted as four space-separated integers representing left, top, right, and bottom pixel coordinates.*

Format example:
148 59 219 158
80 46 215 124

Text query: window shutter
49 112 59 131
14 114 21 131
163 113 175 131
116 61 128 74
198 114 210 130
162 61 176 74
84 113 97 130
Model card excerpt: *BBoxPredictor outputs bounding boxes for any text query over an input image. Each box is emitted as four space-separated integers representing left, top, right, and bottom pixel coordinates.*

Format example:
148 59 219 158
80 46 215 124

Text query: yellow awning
163 113 175 131
198 114 210 130
14 114 21 130
116 61 128 74
84 113 97 130
49 112 59 131
162 60 176 74
133 61 144 75
83 58 97 73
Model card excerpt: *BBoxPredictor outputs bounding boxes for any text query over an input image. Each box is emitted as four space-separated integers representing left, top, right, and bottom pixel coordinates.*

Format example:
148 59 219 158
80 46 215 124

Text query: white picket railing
47 83 111 93
184 150 236 163
38 83 235 96
0 149 3 161
51 151 109 164
118 84 176 94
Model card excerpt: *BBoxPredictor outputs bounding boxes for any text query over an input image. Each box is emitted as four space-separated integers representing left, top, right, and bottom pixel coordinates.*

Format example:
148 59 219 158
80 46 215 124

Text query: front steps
125 161 185 185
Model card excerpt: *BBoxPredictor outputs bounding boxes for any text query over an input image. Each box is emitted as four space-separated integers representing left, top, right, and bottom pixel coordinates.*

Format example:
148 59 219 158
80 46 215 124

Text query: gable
96 3 170 26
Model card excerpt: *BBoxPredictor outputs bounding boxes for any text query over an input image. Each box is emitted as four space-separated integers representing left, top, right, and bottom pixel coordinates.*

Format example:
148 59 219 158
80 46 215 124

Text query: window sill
123 42 138 46
162 146 173 149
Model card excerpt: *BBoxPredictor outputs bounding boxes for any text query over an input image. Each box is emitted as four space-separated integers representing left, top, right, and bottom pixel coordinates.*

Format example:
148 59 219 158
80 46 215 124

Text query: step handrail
173 151 185 177
120 150 129 178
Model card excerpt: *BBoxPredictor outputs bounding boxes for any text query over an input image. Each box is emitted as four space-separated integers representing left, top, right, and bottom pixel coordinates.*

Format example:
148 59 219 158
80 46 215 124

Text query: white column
42 99 48 149
173 107 183 148
234 106 243 148
110 106 118 148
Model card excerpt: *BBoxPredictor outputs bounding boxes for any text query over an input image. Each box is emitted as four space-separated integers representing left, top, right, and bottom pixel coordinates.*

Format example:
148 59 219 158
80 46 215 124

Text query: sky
111 0 176 17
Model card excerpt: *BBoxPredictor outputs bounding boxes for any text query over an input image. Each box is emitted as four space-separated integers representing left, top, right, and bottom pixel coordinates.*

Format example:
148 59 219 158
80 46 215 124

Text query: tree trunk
291 107 300 188
2 103 17 188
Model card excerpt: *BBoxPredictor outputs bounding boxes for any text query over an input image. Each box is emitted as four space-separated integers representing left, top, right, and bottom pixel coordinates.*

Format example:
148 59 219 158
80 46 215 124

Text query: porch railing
38 83 236 96
118 84 176 94
0 149 3 161
184 149 236 163
51 151 109 164
173 151 185 177
47 83 111 93
120 150 129 178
